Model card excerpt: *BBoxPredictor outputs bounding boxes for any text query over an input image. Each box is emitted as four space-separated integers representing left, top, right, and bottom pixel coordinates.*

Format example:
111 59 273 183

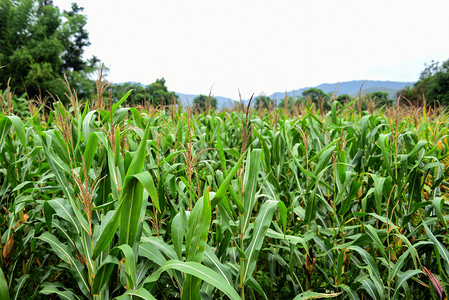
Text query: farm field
1 89 449 299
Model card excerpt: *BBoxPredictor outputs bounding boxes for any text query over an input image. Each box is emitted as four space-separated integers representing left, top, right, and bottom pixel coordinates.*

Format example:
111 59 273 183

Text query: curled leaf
423 267 445 300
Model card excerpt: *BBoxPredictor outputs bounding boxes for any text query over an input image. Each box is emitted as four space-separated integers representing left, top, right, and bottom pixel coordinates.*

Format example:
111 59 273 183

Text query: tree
110 78 178 107
425 60 449 106
397 58 449 106
146 78 178 107
254 95 274 110
0 0 99 100
193 94 217 113
366 91 392 107
301 87 331 112
336 94 352 103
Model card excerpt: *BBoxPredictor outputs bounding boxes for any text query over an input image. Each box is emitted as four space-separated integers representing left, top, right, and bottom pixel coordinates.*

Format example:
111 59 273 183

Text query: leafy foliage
193 94 217 113
397 58 449 106
0 0 99 100
254 95 275 110
111 78 178 107
0 83 449 299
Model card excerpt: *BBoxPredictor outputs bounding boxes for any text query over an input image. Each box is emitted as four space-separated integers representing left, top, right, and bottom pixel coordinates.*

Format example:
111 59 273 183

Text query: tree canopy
300 87 331 112
397 58 449 106
254 95 275 110
0 0 99 100
111 78 179 107
193 94 217 113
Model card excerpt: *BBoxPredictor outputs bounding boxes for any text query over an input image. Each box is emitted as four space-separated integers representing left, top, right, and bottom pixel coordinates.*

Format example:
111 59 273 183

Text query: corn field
0 87 449 299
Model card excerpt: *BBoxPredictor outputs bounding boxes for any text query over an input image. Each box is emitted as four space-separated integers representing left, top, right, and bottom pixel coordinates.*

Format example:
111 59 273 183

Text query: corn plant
0 86 448 299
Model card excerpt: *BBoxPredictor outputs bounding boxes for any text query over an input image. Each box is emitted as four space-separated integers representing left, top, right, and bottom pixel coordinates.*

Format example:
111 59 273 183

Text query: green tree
254 95 274 110
0 0 98 100
367 91 392 107
110 79 178 107
397 59 449 106
193 94 217 113
302 87 331 112
336 94 352 103
425 60 449 106
146 78 179 107
111 82 147 105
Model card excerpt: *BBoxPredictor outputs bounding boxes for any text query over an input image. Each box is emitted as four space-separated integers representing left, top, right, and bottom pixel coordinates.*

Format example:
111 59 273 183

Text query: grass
0 82 448 299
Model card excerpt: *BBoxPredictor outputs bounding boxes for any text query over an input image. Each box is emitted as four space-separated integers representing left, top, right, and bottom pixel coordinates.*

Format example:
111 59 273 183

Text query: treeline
397 58 449 107
0 0 216 112
1 1 448 112
253 88 393 114
110 78 178 108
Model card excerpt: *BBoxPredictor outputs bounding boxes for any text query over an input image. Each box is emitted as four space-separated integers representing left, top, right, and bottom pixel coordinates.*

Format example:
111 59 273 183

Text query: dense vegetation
1 2 449 299
110 79 179 108
0 0 98 99
0 82 448 299
397 58 449 107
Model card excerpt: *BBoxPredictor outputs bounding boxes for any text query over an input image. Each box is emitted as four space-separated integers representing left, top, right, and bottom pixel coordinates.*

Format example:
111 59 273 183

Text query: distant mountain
177 80 415 109
269 80 414 101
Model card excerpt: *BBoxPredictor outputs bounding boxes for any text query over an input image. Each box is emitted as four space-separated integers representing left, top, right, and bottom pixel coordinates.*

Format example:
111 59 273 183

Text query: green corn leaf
43 135 90 234
6 115 26 147
112 90 132 114
360 277 379 300
92 199 124 260
82 110 97 142
13 274 30 300
185 189 211 262
171 212 186 260
432 197 447 230
293 290 342 300
393 269 424 300
144 260 240 300
47 198 83 235
134 171 160 213
83 132 98 174
370 174 386 214
40 282 83 300
211 150 246 210
339 284 360 300
43 201 54 231
408 140 427 157
139 242 167 267
92 255 120 294
114 126 121 166
365 224 387 259
119 123 150 246
378 134 394 179
183 188 212 300
243 200 279 283
0 268 9 300
242 149 262 233
304 187 318 225
423 222 449 264
38 232 90 299
117 287 157 300
116 244 137 290
347 246 380 278
129 107 142 128
202 245 233 288
312 145 335 178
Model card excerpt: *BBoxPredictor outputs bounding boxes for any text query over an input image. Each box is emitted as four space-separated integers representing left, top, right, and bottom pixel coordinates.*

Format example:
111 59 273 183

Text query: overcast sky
53 0 449 99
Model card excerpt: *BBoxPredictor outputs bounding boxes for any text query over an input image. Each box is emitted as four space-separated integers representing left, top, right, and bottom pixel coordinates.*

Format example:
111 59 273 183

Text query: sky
53 0 449 99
